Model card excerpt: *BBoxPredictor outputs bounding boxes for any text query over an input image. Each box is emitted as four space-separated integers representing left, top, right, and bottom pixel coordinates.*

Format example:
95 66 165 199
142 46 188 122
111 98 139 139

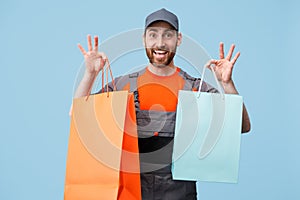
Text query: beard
145 47 176 68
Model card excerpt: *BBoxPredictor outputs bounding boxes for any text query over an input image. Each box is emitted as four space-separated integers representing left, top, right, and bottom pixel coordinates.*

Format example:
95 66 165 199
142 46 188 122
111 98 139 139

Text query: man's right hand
78 35 107 77
73 35 107 100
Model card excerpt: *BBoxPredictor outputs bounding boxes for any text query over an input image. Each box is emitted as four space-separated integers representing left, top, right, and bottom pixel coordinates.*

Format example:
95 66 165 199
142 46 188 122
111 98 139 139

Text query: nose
157 35 165 48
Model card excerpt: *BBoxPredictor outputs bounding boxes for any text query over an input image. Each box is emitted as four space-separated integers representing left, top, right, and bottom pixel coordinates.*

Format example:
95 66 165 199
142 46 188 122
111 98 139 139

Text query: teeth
154 50 167 54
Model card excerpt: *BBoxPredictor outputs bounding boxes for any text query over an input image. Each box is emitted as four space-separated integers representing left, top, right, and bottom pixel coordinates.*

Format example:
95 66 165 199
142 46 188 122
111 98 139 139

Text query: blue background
1 0 299 199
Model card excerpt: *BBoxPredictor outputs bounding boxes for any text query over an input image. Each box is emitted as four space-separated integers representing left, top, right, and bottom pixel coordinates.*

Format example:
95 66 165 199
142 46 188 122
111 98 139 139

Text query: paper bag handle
85 59 116 100
197 61 226 159
198 62 224 98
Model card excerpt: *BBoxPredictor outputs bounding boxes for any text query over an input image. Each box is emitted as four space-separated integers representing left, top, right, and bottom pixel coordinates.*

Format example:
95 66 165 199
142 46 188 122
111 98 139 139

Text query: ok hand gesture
208 42 240 85
78 35 107 76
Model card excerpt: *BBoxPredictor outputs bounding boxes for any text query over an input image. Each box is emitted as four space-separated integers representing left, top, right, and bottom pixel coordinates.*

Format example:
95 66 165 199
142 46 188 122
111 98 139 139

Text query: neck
147 61 177 76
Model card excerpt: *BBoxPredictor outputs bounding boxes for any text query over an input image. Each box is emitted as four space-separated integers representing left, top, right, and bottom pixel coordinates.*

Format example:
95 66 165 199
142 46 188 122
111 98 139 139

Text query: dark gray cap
145 8 179 31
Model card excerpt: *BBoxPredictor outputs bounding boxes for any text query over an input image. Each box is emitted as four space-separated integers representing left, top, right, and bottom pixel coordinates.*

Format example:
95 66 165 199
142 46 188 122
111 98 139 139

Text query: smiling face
144 21 182 68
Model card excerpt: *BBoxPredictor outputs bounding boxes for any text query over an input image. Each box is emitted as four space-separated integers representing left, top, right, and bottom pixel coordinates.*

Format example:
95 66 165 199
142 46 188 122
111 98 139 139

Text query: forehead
146 21 176 32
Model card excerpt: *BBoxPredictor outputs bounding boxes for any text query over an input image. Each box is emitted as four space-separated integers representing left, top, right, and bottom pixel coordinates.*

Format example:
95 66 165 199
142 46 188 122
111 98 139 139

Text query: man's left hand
207 42 240 86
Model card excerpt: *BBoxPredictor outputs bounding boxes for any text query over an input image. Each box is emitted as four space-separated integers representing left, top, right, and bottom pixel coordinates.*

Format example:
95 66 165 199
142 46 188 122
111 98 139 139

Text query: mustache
146 47 175 53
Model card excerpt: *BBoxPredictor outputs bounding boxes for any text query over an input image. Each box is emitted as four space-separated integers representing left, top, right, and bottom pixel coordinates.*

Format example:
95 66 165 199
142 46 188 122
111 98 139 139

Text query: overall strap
126 68 146 109
129 72 139 92
128 68 147 92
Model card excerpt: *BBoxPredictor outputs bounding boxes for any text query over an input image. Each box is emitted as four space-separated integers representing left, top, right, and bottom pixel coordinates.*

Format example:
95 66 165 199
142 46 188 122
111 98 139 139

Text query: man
74 8 251 200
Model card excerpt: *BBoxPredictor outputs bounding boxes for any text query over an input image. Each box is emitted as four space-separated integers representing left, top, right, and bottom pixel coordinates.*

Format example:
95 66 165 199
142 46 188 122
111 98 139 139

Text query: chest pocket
136 109 176 138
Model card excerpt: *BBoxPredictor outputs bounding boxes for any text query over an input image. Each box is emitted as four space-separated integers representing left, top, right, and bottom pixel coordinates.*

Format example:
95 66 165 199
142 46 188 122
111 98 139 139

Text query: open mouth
153 50 168 55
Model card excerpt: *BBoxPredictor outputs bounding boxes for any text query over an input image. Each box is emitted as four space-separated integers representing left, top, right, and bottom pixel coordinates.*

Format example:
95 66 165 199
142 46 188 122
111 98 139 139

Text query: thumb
205 59 218 70
94 57 105 72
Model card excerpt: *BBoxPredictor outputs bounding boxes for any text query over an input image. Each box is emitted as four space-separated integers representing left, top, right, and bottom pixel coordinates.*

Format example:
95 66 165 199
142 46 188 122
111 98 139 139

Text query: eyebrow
146 28 175 32
146 28 159 32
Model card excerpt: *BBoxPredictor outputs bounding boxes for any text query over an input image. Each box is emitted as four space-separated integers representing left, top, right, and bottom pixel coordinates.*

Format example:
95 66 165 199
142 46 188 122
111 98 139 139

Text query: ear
142 33 146 47
177 32 182 47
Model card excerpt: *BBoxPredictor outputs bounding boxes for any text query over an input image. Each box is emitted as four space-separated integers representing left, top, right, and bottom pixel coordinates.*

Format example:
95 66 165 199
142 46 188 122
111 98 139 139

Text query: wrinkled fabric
140 166 197 200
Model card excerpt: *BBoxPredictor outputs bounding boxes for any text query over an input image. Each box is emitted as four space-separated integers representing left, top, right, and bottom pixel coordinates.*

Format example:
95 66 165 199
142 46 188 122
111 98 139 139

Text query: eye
163 32 174 39
148 32 157 39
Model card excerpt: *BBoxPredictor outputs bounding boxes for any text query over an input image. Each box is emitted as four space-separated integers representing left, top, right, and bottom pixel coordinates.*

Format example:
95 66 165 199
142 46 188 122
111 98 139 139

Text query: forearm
222 80 251 133
241 105 251 133
69 71 97 116
74 71 97 98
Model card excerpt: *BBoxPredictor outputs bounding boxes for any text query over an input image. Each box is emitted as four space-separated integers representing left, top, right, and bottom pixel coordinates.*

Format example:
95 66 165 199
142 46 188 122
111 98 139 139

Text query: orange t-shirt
136 67 185 112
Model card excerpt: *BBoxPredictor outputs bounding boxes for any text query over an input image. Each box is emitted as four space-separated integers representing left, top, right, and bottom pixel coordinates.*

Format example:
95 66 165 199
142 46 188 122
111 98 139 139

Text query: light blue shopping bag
172 67 243 183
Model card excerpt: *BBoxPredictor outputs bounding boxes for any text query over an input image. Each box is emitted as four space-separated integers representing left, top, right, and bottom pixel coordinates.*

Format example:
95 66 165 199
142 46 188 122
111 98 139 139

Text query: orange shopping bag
64 64 141 200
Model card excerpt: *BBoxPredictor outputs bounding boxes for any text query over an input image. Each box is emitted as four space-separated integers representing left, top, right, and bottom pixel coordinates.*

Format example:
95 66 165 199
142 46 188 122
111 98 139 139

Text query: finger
94 55 107 72
87 34 92 51
94 58 102 72
204 60 211 69
97 52 107 61
210 59 218 67
226 44 235 60
94 35 98 52
93 52 107 71
205 59 217 70
77 43 86 55
97 57 106 71
231 51 240 65
219 42 224 59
